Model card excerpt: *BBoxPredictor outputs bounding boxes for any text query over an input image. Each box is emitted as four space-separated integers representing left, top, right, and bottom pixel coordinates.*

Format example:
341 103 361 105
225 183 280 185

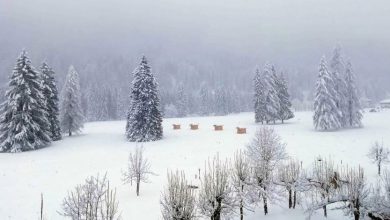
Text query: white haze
0 0 389 101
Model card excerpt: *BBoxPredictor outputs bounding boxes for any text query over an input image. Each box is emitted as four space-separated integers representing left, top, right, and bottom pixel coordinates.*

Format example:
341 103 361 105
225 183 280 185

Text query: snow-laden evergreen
0 51 51 152
313 57 341 131
329 46 347 126
276 72 294 123
263 64 280 124
126 56 163 142
176 83 188 117
199 83 210 116
60 65 84 136
344 61 363 128
254 68 267 124
40 62 62 141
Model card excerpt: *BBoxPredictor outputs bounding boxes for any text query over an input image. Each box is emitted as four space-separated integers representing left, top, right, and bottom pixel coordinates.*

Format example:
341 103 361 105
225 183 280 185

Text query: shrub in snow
0 50 51 152
60 65 84 136
60 173 120 220
198 154 235 220
40 62 62 141
369 169 390 219
126 56 163 142
122 145 155 196
160 171 197 220
368 141 389 175
246 127 287 215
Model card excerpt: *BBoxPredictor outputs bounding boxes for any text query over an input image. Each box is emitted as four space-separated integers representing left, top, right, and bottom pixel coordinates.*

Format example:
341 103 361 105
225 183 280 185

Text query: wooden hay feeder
236 127 246 134
190 124 199 130
173 124 181 130
213 125 223 131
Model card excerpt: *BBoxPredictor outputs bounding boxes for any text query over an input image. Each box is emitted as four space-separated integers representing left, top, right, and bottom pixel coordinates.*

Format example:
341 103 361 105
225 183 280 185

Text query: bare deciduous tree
305 157 340 218
160 170 197 220
231 150 253 220
60 173 120 220
198 154 235 220
277 159 301 209
122 145 155 196
306 166 370 220
246 127 287 215
368 141 389 175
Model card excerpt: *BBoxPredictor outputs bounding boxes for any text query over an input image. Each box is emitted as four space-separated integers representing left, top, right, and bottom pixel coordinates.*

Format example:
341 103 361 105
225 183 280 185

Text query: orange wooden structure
190 124 199 130
213 125 223 131
236 127 246 134
173 124 181 130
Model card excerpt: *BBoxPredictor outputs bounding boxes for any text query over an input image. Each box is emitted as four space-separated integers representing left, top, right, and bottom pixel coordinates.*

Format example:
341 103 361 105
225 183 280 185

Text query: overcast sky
1 0 390 89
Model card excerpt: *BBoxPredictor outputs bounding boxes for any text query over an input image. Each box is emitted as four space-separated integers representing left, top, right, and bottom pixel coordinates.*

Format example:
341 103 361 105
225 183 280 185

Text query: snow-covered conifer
263 64 280 124
276 73 294 123
0 50 51 152
40 62 61 141
344 61 363 128
176 83 188 117
199 83 210 116
329 45 347 127
60 65 84 136
254 68 267 124
126 56 163 142
313 57 341 131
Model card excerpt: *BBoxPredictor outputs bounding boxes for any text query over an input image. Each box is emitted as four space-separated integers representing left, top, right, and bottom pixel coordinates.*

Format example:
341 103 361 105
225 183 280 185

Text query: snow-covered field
0 111 389 220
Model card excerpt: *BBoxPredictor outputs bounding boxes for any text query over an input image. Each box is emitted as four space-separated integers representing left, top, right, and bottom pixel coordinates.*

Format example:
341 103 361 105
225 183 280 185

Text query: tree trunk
323 205 327 218
288 189 292 209
293 191 297 209
212 200 222 220
240 184 244 220
263 196 268 215
136 180 140 196
378 162 381 175
69 129 72 136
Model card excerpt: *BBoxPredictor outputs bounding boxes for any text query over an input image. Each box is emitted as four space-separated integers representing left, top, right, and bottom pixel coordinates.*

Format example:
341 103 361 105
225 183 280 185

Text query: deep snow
0 111 389 220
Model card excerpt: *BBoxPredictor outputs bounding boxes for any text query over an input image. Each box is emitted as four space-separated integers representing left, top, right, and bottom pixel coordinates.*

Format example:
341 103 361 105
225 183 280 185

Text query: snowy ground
0 111 389 220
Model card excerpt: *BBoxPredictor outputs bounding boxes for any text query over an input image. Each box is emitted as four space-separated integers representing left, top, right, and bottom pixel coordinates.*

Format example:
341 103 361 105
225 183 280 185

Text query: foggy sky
0 0 389 97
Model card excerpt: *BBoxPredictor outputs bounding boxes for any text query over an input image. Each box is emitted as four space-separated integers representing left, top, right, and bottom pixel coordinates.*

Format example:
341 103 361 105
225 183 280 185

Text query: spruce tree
264 64 280 124
276 73 294 123
60 65 84 136
254 68 266 124
344 61 363 128
126 56 163 142
313 57 341 131
0 51 51 152
40 62 62 141
199 83 209 116
176 83 188 117
329 45 346 127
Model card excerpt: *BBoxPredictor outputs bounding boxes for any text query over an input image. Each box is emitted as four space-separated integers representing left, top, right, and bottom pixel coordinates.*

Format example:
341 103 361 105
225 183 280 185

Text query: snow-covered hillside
0 111 389 220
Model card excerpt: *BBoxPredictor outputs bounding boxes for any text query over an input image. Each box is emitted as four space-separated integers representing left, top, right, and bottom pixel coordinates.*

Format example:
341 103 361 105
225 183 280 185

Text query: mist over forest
1 0 389 120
